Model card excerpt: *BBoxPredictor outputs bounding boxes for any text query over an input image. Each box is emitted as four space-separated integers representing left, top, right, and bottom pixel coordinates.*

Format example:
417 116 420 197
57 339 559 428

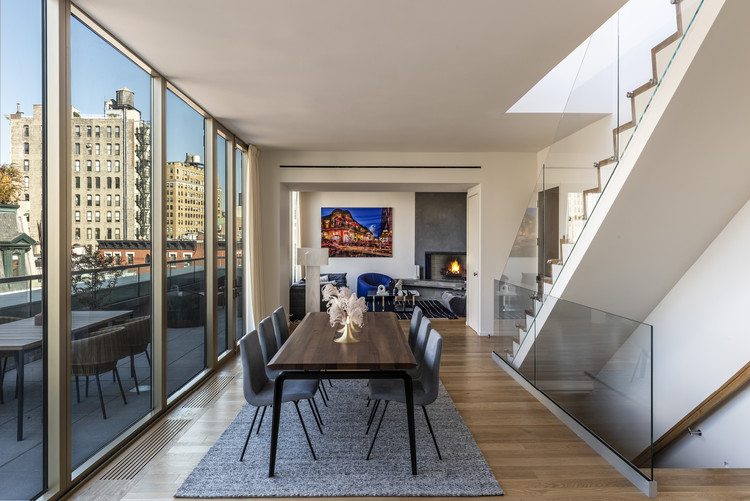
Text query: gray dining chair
408 317 432 379
115 315 152 394
407 306 423 352
257 316 282 380
366 329 443 460
271 306 290 349
238 329 320 462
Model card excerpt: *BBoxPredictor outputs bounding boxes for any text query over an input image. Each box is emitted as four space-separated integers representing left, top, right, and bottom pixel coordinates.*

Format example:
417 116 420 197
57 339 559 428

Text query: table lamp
297 247 329 313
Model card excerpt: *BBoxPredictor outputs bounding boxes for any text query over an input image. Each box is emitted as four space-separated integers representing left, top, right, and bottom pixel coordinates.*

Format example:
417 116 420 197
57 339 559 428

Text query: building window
24 159 29 171
95 194 100 206
86 194 91 206
95 211 100 222
75 176 80 188
115 228 120 238
75 160 80 172
115 143 120 155
107 228 112 239
115 178 120 189
107 195 112 206
107 126 112 138
24 142 29 154
24 125 29 137
95 177 100 189
107 177 112 189
87 177 91 189
86 160 91 171
107 160 111 172
115 211 120 222
75 125 81 137
75 143 80 154
75 195 80 206
95 228 101 240
24 176 29 189
86 211 92 222
95 126 100 137
95 160 100 172
115 126 120 138
95 143 100 155
115 160 120 172
75 228 81 240
24 194 29 201
126 253 134 265
107 143 112 155
75 211 80 222
86 125 91 137
87 228 92 239
106 211 112 222
115 195 120 206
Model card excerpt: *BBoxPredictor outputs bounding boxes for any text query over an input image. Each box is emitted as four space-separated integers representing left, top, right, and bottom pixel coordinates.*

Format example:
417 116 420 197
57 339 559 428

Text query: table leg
400 372 417 475
268 372 286 477
15 351 24 441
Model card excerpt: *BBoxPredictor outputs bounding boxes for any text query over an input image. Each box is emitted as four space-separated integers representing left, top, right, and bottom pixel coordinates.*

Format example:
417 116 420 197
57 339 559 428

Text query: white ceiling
75 0 625 152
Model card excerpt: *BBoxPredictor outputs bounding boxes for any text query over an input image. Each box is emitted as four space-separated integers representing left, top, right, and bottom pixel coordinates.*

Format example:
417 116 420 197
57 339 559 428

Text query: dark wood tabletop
268 312 416 371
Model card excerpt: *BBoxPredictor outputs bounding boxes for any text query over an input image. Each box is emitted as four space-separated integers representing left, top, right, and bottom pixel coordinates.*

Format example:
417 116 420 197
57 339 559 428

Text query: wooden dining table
267 311 417 476
0 309 133 441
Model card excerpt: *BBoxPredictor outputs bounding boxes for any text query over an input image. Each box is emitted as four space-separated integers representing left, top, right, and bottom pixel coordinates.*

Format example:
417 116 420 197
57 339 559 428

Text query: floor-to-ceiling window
235 147 245 341
0 1 45 498
165 89 206 397
69 14 153 469
217 133 228 354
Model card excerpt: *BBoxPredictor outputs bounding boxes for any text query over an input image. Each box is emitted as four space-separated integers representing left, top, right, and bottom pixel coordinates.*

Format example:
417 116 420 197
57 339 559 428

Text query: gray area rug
175 379 503 497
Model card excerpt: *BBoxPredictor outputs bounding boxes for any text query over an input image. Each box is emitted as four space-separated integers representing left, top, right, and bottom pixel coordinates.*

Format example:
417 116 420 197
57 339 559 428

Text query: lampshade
297 247 329 267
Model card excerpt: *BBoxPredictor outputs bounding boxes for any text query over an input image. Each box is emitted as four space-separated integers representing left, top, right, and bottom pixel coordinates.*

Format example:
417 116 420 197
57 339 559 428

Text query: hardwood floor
69 319 750 500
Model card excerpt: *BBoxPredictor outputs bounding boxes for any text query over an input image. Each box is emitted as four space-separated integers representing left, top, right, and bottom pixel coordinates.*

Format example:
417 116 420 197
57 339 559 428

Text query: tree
0 164 23 205
71 245 124 310
134 123 151 240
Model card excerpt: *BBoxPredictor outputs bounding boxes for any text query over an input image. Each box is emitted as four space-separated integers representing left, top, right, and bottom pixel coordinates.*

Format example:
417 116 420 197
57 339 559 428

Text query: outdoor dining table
0 309 133 441
267 311 418 476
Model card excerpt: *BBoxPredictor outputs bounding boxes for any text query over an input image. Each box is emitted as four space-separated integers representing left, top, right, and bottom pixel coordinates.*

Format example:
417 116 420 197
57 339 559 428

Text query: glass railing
494 279 653 481
504 0 705 292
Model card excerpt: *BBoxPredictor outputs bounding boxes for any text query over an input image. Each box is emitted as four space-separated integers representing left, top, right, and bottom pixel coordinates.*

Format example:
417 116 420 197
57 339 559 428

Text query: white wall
299 191 416 285
258 150 537 336
645 195 750 467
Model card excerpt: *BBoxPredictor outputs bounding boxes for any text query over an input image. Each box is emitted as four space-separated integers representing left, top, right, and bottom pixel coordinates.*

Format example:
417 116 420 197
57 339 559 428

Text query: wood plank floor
69 319 750 500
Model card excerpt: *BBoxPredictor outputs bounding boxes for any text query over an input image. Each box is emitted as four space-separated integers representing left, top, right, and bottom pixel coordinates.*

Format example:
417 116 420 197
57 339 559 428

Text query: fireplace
425 251 467 280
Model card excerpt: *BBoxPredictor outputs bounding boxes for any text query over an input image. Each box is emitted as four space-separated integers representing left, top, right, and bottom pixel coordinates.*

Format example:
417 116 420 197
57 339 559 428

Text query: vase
334 316 360 343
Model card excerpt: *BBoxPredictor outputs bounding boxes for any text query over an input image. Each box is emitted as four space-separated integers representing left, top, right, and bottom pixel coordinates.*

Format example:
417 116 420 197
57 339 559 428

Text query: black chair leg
114 368 128 405
422 405 442 460
293 401 316 460
318 389 328 407
145 350 152 368
0 357 5 404
95 374 107 419
311 395 323 426
131 355 140 395
320 382 329 402
240 406 261 461
308 398 323 434
366 400 389 459
256 406 267 434
75 376 80 403
365 399 380 434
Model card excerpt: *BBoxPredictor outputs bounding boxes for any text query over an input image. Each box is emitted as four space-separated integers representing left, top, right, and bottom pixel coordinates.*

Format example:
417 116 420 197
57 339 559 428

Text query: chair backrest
420 329 443 405
118 316 151 351
71 326 127 374
272 306 290 348
413 317 432 366
0 316 21 325
257 316 278 366
408 307 423 351
238 330 268 405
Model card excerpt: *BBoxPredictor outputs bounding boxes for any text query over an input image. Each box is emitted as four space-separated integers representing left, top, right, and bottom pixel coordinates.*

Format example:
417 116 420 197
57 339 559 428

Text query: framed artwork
321 207 392 257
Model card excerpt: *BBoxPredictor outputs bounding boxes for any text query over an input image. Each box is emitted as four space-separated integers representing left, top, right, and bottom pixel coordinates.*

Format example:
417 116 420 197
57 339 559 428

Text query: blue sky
1 2 204 165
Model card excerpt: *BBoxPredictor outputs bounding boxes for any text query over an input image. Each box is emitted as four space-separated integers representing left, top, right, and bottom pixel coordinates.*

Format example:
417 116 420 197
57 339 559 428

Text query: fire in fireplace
425 251 467 280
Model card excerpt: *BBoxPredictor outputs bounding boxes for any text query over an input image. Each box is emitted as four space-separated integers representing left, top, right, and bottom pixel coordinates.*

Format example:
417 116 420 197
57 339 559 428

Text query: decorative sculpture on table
322 284 367 343
394 279 403 296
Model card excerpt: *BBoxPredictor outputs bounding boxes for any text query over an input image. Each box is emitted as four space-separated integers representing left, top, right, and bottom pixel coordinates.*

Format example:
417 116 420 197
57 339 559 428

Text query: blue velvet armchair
356 273 392 299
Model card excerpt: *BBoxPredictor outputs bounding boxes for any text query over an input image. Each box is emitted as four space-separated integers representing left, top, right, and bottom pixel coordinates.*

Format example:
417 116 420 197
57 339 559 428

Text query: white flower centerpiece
322 283 367 343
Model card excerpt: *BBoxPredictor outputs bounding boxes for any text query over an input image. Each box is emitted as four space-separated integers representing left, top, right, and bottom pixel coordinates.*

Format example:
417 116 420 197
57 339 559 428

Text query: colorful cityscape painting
321 207 393 257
